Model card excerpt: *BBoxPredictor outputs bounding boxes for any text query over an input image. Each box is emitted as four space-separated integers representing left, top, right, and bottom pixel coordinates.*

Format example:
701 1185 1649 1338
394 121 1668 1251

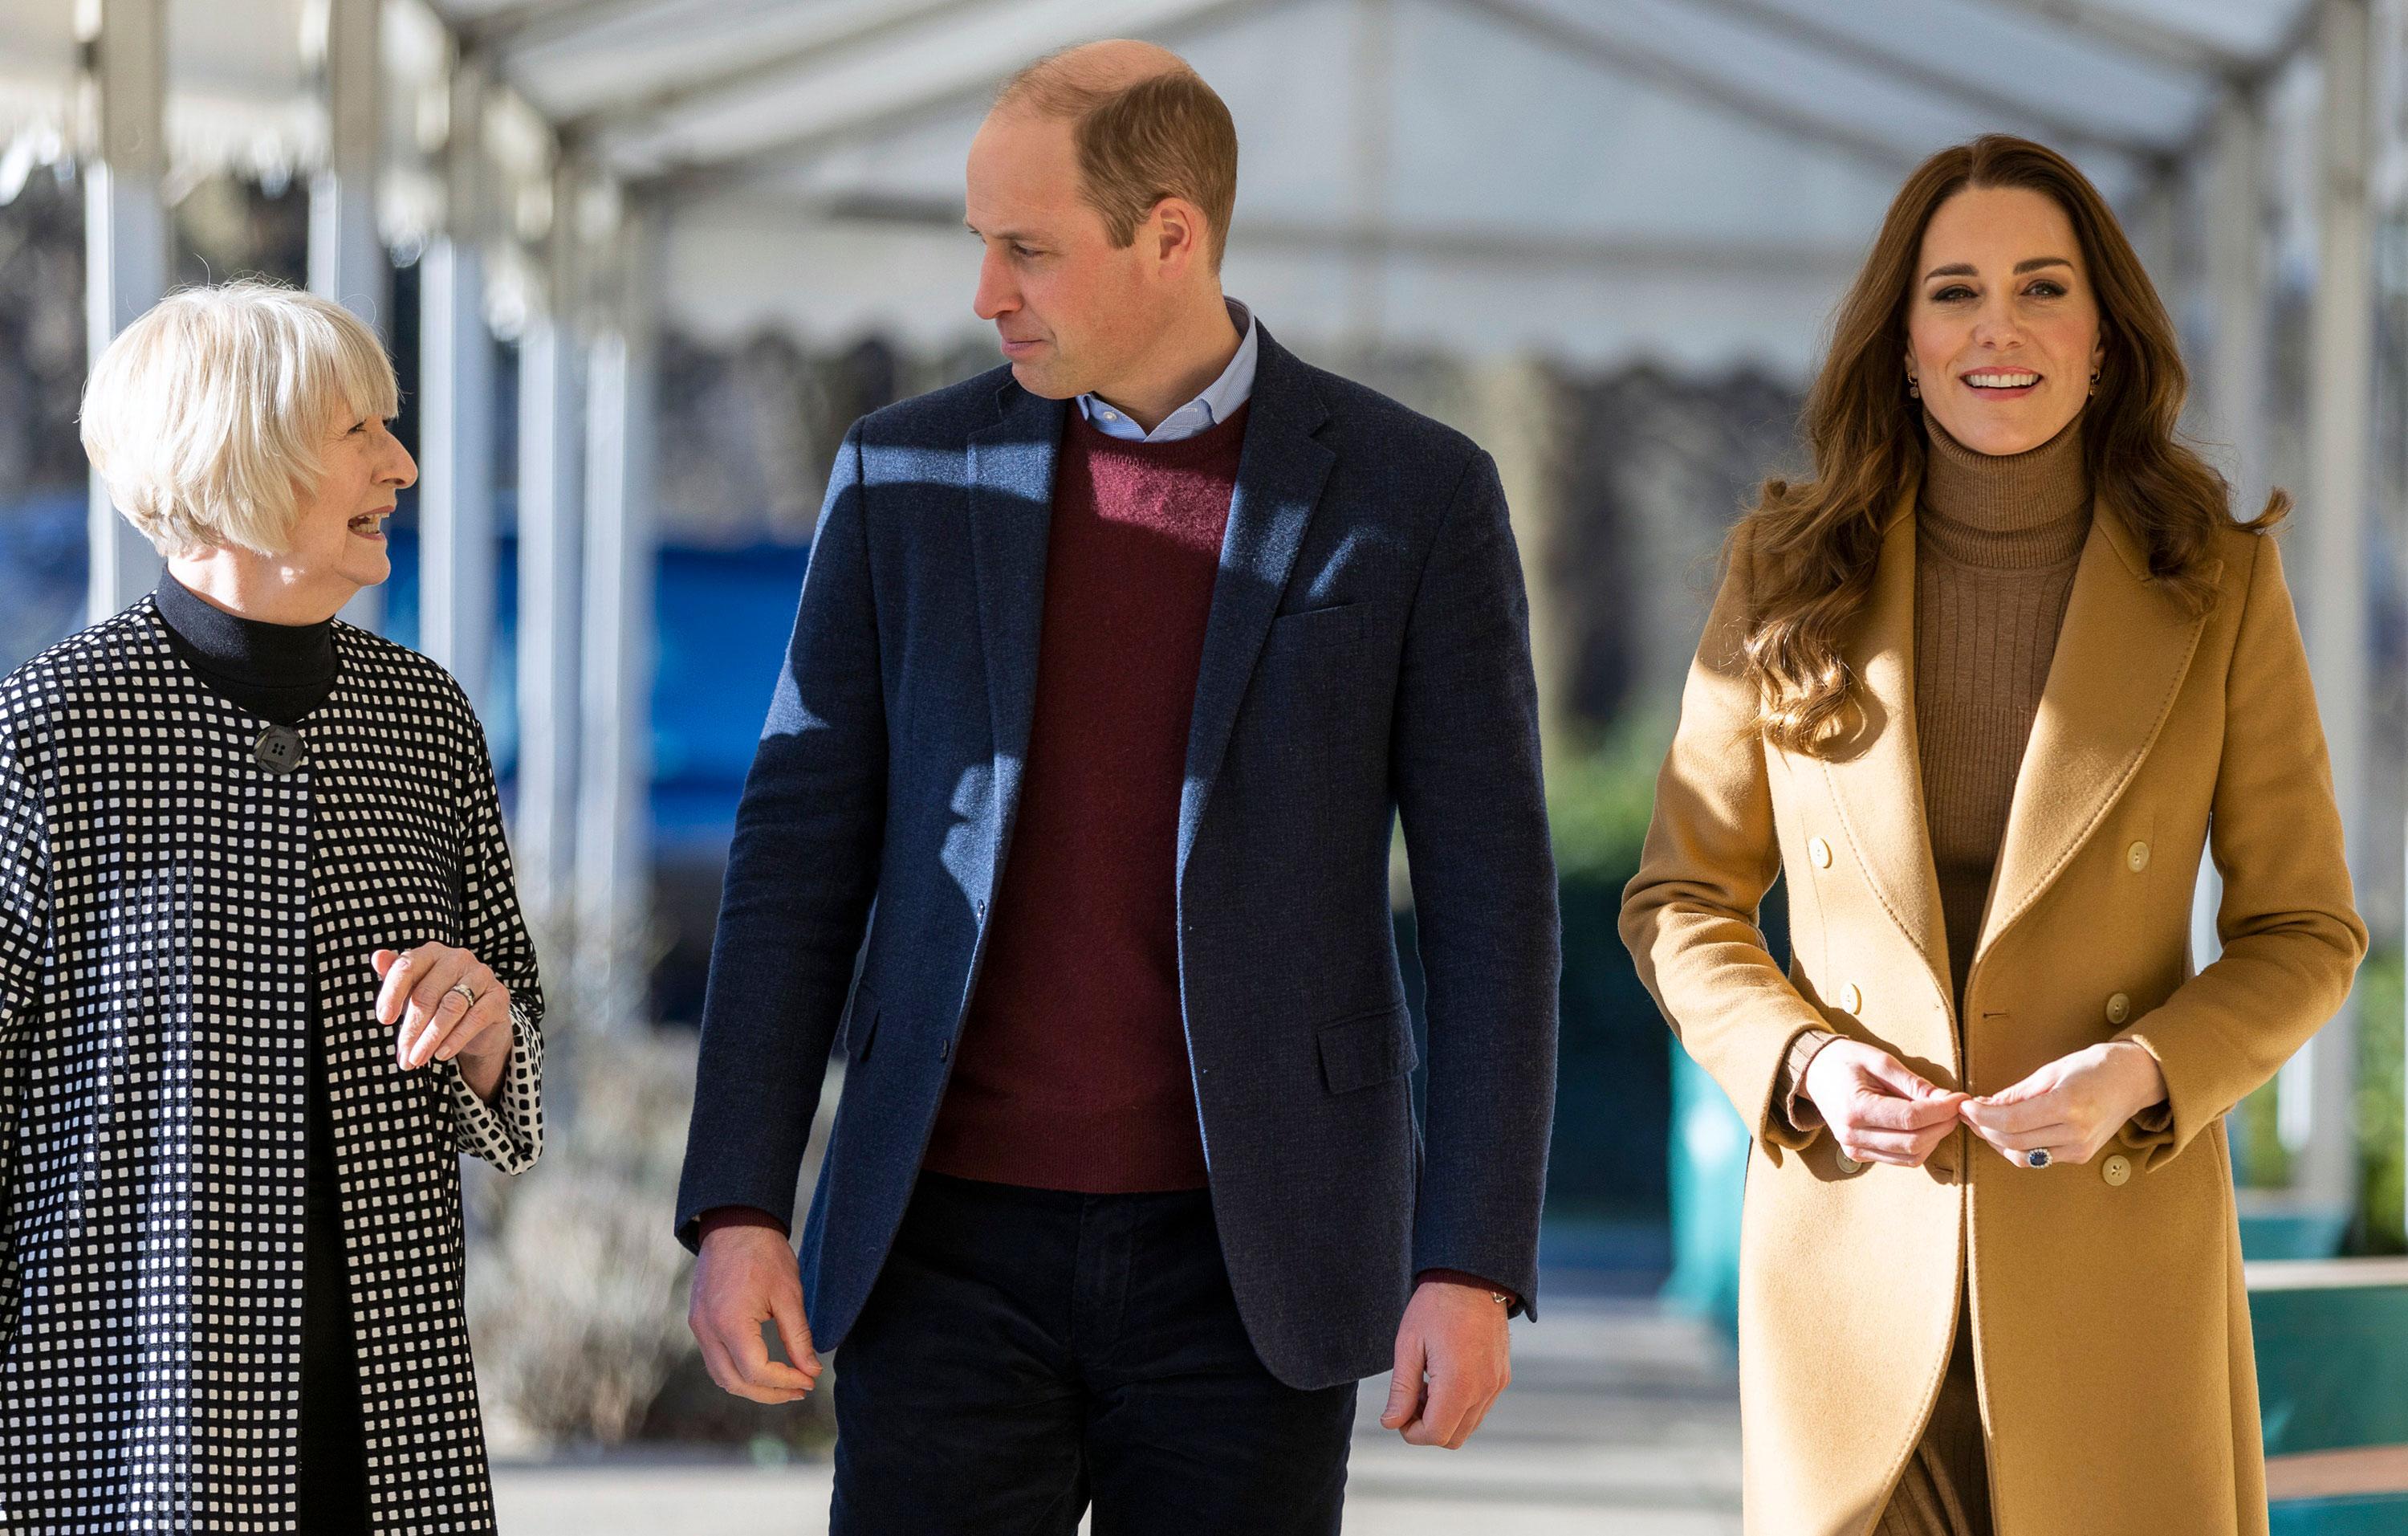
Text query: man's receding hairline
995 41 1199 115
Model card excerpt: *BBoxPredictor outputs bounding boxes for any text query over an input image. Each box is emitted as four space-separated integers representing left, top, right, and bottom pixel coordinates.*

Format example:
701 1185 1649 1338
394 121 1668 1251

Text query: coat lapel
1973 498 2215 963
1817 489 1950 998
1178 329 1336 876
966 381 1067 824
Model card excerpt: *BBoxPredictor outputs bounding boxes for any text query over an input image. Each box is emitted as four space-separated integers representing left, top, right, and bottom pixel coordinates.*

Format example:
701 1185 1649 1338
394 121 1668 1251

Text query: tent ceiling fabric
445 0 2315 366
437 0 2303 182
0 0 2320 365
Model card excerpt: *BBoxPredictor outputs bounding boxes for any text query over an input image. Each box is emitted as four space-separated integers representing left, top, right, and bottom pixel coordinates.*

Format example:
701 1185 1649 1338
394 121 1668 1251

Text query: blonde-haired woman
0 279 544 1530
1621 136 2364 1534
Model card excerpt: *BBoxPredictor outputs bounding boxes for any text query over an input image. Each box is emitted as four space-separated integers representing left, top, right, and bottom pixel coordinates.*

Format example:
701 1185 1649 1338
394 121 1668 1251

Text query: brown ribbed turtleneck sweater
1913 409 2093 1008
1782 411 2093 1536
1782 410 2095 1114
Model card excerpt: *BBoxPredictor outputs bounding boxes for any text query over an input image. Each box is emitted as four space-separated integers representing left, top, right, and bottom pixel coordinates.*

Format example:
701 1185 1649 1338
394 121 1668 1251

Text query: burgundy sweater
917 402 1250 1190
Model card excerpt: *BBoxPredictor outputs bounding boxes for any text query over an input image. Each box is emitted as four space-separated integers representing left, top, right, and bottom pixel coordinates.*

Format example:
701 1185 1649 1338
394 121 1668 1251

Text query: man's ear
1150 196 1207 273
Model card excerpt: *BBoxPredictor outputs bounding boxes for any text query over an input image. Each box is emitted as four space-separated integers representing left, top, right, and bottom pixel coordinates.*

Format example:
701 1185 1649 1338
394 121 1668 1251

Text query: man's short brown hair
995 51 1239 269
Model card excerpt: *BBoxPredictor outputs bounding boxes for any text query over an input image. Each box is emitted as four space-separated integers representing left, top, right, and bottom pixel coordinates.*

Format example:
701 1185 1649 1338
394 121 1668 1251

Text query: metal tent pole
308 0 390 632
418 54 498 715
515 157 587 970
80 0 169 621
2292 0 2377 1215
574 195 658 1031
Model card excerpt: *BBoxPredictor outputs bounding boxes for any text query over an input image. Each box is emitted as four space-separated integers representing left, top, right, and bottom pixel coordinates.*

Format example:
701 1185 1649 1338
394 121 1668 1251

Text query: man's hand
1800 1038 1966 1167
1959 1041 2168 1168
689 1223 823 1404
1379 1277 1511 1448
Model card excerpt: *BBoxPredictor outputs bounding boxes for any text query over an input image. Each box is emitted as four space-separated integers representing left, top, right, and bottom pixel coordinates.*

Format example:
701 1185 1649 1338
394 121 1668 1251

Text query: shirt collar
1077 298 1258 443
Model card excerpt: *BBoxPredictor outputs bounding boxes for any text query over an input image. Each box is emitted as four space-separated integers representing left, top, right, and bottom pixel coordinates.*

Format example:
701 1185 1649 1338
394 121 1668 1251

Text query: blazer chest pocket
1317 1004 1418 1094
1267 601 1370 648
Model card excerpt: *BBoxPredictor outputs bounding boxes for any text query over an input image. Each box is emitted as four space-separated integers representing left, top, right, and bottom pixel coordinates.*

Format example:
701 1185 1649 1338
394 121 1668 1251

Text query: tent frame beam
642 0 1295 189
558 0 1016 141
1675 0 2175 165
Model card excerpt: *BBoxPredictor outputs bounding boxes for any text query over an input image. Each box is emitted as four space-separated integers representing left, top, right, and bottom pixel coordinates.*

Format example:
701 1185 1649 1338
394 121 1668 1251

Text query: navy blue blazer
675 325 1560 1390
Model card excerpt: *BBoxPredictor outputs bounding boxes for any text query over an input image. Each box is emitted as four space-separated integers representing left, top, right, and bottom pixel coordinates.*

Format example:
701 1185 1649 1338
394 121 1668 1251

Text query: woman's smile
1960 368 2041 399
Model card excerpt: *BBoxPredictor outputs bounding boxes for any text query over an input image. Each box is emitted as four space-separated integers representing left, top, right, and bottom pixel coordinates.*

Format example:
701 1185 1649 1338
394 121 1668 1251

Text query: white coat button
2102 1154 2133 1188
1808 837 1833 870
2106 992 2131 1025
1839 983 1863 1014
2127 841 2150 872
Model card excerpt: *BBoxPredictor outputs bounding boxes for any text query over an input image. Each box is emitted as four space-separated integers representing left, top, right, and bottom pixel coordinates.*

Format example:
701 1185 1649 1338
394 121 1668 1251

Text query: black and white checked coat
0 598 545 1532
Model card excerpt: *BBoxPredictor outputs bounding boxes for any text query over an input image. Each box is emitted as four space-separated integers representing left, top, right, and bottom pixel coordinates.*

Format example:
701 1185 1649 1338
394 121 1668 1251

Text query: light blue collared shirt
1076 299 1258 443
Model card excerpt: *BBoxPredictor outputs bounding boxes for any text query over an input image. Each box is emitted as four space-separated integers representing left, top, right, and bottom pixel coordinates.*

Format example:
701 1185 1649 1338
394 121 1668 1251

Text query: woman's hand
372 943 513 1100
1959 1041 2167 1168
1800 1039 1967 1167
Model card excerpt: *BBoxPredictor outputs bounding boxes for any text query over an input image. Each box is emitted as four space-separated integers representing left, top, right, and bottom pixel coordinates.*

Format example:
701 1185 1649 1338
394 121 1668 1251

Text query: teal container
1660 1046 1747 1339
2269 1496 2408 1534
2251 1262 2408 1457
2239 1204 2353 1262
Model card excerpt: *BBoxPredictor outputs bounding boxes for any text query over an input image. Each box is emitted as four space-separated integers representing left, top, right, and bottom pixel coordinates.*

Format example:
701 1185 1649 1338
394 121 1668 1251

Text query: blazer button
2102 1154 2133 1188
1838 983 1862 1015
2106 992 2131 1025
1808 837 1833 870
2126 841 2150 872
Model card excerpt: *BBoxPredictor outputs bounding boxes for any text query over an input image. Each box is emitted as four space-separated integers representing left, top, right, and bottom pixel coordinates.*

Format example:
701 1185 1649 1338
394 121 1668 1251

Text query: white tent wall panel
660 188 1869 373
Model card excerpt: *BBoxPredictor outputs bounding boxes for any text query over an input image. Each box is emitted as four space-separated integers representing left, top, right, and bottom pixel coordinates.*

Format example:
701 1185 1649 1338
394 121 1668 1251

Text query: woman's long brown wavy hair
1738 134 2286 755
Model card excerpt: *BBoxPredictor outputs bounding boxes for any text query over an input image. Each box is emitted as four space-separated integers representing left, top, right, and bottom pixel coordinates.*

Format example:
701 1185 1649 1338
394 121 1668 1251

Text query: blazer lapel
1974 498 2214 963
1817 488 1950 998
966 381 1067 825
1178 329 1336 877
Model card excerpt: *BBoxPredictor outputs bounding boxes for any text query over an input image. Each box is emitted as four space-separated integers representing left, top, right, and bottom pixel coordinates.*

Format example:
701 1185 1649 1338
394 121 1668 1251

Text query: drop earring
2089 369 2100 397
1907 374 1921 398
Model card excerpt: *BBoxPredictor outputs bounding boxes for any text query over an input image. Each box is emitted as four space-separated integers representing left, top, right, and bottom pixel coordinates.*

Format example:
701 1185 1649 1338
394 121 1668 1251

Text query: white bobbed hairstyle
79 279 401 558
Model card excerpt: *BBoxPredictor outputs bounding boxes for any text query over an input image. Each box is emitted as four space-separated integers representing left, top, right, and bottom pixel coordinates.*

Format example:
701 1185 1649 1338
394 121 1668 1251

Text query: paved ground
490 1296 1743 1534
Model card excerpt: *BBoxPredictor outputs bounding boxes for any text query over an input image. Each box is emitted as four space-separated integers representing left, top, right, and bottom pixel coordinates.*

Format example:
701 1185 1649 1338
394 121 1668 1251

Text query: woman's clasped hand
372 943 516 1096
1802 1036 2168 1171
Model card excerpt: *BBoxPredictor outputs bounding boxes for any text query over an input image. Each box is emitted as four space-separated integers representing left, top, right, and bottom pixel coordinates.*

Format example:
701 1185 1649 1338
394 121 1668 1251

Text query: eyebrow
966 221 1037 243
1924 256 2075 281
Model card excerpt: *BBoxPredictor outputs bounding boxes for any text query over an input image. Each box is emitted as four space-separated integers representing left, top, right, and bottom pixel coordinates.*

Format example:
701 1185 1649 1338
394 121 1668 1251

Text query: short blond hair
995 48 1239 269
80 280 401 557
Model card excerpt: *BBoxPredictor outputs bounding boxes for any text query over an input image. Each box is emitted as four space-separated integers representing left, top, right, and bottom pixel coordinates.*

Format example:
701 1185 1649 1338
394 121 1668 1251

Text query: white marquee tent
2 0 2402 1229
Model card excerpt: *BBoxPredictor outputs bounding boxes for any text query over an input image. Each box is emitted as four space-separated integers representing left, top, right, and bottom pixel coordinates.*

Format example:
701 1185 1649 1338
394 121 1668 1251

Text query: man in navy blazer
677 39 1558 1534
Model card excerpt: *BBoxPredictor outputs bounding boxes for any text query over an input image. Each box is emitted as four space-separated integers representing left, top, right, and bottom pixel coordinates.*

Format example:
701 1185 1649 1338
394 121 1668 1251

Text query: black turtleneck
154 573 339 725
154 576 367 1529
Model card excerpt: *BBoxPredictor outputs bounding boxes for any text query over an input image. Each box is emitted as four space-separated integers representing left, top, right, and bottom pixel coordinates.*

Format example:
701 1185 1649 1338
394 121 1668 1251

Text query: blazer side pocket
844 986 881 1064
1317 1004 1418 1094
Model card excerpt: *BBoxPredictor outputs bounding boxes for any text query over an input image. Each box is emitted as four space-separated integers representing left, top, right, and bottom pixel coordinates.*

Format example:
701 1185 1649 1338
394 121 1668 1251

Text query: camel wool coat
1620 489 2366 1536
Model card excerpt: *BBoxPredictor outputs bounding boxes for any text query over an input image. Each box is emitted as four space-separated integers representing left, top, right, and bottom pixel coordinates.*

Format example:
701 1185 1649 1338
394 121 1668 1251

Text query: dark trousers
830 1172 1357 1536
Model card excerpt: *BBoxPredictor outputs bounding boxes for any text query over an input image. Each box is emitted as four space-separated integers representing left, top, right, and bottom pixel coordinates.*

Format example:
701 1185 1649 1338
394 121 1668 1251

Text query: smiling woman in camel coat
1619 484 2365 1534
